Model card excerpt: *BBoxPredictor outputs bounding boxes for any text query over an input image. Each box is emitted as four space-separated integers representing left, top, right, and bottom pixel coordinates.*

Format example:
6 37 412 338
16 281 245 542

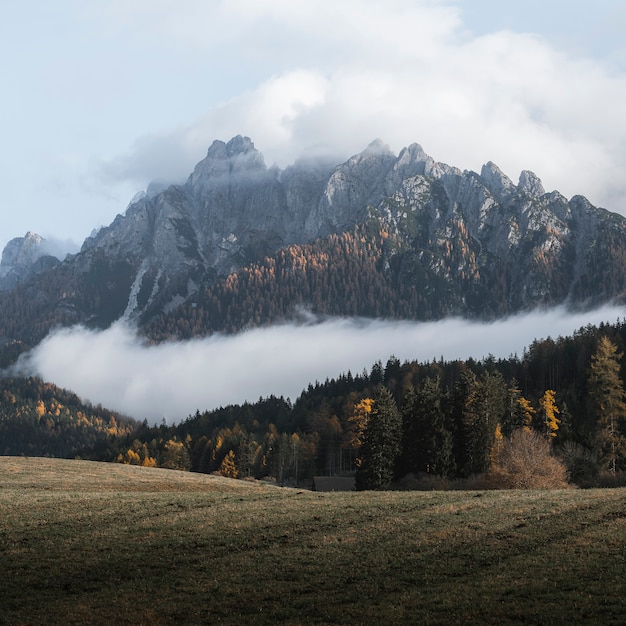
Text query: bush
395 472 452 491
558 441 599 487
596 470 626 488
487 429 569 489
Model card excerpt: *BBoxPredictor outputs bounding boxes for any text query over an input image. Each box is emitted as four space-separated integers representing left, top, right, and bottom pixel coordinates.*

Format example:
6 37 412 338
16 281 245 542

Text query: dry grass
1 457 626 625
0 456 270 492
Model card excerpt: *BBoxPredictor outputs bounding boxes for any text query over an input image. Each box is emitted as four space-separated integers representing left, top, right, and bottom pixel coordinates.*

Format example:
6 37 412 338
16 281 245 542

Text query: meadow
1 457 625 625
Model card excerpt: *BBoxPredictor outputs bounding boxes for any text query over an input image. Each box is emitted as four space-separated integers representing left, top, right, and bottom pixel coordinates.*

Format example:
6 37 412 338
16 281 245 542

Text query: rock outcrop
0 232 60 291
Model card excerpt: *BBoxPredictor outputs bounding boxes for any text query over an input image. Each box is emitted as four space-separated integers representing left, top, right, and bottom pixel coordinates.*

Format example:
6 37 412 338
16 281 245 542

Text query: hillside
0 377 137 457
1 456 625 625
2 137 626 362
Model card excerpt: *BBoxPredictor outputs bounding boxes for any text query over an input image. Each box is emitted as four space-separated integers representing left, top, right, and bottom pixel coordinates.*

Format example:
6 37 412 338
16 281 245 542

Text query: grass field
1 457 625 625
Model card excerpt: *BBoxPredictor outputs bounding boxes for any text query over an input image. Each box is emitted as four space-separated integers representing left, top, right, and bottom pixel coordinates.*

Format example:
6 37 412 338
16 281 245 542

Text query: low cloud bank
14 305 625 424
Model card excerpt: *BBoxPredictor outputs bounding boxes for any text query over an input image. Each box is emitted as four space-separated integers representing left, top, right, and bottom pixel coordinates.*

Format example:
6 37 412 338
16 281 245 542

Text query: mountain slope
1 136 626 358
0 376 136 457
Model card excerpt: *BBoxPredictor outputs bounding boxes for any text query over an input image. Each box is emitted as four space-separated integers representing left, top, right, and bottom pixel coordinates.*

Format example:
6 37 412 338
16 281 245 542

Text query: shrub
395 472 452 491
558 441 599 487
487 429 569 489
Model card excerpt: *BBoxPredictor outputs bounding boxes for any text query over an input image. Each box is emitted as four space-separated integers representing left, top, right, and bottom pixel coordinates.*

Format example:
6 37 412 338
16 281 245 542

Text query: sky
2 0 626 255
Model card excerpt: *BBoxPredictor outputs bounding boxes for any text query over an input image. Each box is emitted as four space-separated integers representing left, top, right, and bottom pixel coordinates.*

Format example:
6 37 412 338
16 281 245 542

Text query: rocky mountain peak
205 135 257 159
1 231 43 270
188 135 267 191
518 170 545 197
480 161 516 200
0 231 60 290
393 143 428 171
362 138 393 156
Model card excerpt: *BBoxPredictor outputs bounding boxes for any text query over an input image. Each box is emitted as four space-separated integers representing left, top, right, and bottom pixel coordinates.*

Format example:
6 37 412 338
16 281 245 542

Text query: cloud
14 305 625 424
40 236 81 260
92 0 626 213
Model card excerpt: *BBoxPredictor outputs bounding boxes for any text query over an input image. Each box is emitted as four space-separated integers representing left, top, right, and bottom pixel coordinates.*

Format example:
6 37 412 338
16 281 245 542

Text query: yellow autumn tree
539 390 560 439
117 449 141 465
490 423 505 465
162 438 191 470
347 398 373 467
517 397 535 432
116 440 158 467
219 450 238 479
140 455 157 468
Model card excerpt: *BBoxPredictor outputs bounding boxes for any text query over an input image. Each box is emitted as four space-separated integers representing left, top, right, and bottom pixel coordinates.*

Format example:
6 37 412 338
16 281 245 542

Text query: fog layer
15 305 625 423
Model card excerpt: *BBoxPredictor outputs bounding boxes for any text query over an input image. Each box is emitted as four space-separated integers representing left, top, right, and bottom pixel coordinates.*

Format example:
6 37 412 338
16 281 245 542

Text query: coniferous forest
2 319 626 488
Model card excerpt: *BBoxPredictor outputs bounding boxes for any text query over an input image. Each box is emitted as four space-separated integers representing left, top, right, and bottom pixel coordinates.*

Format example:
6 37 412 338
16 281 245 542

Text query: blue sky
2 0 626 254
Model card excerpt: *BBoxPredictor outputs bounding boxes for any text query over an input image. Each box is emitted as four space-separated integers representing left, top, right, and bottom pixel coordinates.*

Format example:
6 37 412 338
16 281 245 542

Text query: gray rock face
518 170 545 197
0 232 60 290
3 135 626 335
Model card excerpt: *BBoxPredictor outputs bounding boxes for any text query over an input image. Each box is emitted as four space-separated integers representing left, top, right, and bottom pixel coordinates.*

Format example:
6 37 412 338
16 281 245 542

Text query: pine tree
588 336 626 472
504 380 535 437
356 385 401 490
450 367 476 477
461 371 507 476
401 377 453 477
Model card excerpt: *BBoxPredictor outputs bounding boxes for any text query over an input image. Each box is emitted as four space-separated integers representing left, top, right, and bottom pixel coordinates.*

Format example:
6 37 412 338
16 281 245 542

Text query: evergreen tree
504 380 535 437
401 377 453 477
450 367 477 477
588 336 626 472
462 371 507 476
356 385 401 490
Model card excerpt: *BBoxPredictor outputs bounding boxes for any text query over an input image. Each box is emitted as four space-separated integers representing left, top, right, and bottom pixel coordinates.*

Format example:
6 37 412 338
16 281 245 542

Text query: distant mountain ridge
0 232 60 291
2 136 626 357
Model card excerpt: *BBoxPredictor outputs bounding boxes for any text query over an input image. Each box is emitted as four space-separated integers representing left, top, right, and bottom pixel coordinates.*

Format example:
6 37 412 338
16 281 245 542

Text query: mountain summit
1 136 626 358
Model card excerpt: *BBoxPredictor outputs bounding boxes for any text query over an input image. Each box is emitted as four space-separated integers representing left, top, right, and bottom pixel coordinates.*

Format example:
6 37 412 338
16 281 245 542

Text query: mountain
0 231 60 291
2 136 626 358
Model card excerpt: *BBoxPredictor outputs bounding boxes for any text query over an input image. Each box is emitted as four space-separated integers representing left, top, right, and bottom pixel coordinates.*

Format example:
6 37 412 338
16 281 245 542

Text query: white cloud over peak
92 0 626 214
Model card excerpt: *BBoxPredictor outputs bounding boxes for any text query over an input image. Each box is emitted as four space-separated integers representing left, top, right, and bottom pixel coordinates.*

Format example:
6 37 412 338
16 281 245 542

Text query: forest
0 376 135 457
119 320 626 488
3 317 625 489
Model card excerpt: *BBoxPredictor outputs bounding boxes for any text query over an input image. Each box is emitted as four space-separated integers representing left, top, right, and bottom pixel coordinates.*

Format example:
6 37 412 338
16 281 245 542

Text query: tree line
2 320 626 488
110 321 626 487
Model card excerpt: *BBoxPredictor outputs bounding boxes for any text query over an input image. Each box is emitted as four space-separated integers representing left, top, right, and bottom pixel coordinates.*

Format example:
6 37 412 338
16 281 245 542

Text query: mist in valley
14 304 624 424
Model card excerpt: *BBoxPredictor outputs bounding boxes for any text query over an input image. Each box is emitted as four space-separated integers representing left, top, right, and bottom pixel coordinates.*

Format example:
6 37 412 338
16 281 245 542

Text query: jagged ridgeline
2 136 626 357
